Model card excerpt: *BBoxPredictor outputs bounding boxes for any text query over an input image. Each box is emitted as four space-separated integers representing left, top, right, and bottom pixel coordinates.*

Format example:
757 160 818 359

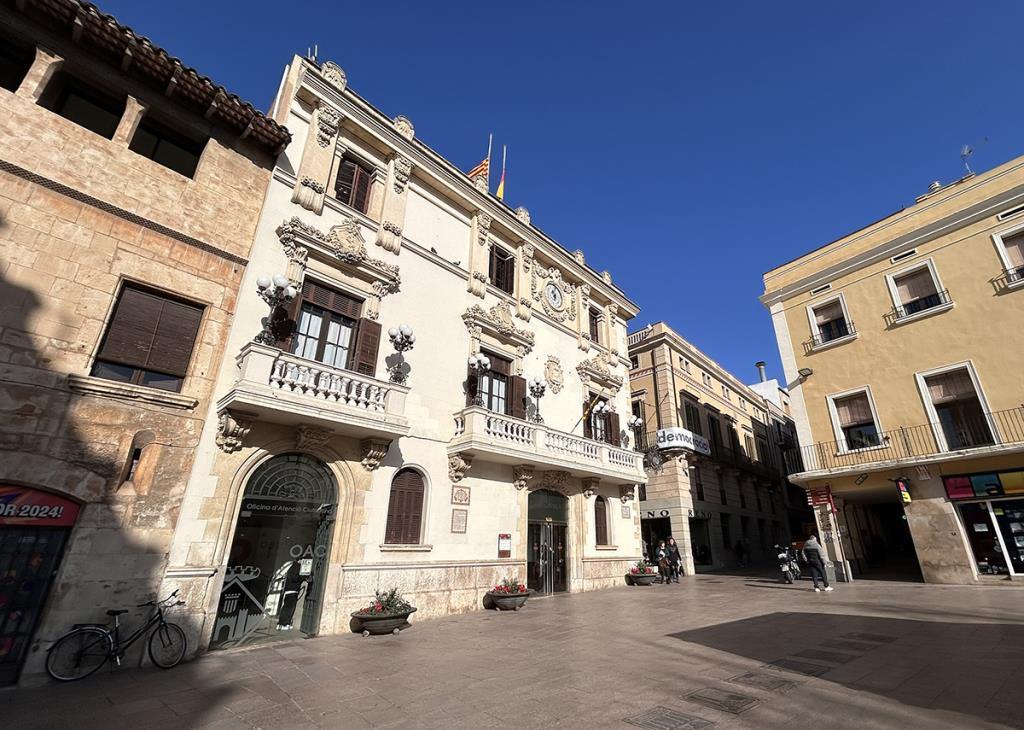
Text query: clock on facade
545 282 564 309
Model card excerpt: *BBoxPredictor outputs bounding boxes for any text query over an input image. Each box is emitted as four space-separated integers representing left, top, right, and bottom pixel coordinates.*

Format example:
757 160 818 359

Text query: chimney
755 361 767 383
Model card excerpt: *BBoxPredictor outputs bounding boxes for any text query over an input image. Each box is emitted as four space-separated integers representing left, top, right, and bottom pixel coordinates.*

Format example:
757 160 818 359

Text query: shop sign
943 470 1024 501
656 427 711 456
0 486 80 527
644 509 671 519
896 478 912 504
687 509 715 519
239 499 326 517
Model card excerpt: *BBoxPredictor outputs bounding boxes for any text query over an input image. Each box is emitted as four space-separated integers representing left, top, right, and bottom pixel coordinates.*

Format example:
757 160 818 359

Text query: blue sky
99 0 1024 383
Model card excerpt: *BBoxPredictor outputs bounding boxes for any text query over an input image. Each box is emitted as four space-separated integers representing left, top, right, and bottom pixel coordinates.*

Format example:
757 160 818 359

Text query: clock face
545 282 564 309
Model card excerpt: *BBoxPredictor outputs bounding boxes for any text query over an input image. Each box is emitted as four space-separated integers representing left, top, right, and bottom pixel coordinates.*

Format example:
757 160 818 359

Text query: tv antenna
960 144 974 175
306 44 319 64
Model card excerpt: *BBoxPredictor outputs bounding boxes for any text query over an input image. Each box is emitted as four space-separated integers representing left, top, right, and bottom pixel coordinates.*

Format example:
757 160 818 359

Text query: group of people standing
651 538 683 583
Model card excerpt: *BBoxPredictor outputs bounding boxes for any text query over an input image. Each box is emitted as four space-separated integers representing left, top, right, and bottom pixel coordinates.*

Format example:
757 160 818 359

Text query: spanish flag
495 145 506 200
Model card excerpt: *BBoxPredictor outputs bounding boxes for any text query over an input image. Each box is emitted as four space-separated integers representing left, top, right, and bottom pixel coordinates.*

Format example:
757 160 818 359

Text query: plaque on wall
497 533 512 558
451 485 470 505
451 509 468 533
621 505 631 519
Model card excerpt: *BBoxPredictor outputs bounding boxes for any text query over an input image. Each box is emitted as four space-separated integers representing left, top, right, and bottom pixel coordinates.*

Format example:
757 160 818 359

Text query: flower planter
350 608 417 636
486 590 531 611
628 573 657 586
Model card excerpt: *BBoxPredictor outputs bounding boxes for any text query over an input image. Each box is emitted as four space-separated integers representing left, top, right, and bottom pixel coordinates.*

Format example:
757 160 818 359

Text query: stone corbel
112 96 147 145
290 102 343 214
467 212 492 297
449 453 473 482
577 284 592 351
16 46 63 101
619 485 637 501
296 424 332 451
582 478 600 499
513 465 534 491
360 438 391 471
515 243 534 321
372 155 413 252
605 303 620 356
216 410 255 453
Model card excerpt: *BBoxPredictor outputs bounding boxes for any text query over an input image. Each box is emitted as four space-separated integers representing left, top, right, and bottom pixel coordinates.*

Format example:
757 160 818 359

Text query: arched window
594 496 609 546
384 468 425 545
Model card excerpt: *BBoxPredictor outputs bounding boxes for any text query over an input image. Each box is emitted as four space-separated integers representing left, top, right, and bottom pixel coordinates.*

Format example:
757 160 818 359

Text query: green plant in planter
357 587 414 615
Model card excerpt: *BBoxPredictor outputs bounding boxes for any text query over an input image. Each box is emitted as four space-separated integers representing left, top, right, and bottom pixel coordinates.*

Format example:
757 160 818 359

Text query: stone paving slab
6 574 1024 729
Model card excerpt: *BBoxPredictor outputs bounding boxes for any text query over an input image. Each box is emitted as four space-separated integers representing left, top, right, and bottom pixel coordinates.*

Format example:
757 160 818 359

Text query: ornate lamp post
254 274 297 345
467 352 491 406
626 414 644 449
527 376 548 423
386 324 416 384
591 399 611 439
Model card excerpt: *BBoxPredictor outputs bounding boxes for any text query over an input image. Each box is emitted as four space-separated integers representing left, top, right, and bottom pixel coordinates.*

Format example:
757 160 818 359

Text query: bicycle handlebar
135 589 183 609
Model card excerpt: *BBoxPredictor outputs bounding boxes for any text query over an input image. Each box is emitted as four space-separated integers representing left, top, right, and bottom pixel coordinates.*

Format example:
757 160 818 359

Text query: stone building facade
626 323 803 575
763 158 1024 584
0 1 285 684
161 55 646 653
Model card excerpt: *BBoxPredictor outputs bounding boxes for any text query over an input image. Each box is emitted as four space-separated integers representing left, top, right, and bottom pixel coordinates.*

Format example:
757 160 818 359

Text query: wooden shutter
489 353 511 376
352 166 371 213
607 411 621 446
510 375 527 420
589 309 600 341
583 400 593 439
97 286 202 377
594 497 608 545
351 318 381 376
302 280 361 319
466 362 478 406
335 159 356 206
384 468 424 544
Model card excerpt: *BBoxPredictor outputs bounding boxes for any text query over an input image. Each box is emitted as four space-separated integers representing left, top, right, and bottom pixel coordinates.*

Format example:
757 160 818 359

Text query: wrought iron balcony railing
784 406 1024 476
804 321 856 352
885 289 952 326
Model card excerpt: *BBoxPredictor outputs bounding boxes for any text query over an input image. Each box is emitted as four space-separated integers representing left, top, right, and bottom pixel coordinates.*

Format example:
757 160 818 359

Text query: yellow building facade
762 158 1024 584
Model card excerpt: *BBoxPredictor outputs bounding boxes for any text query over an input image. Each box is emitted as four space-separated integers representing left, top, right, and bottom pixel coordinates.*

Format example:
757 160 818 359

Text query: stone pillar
652 344 680 428
903 475 977 584
112 96 147 145
373 153 413 254
515 243 534 321
290 102 342 214
467 211 491 297
16 46 63 102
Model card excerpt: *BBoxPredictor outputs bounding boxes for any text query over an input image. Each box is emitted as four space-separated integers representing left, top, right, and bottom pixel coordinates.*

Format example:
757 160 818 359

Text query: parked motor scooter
775 544 801 584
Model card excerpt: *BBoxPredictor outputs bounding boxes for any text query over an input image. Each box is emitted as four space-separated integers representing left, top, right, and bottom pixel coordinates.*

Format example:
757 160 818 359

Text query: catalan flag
467 157 489 180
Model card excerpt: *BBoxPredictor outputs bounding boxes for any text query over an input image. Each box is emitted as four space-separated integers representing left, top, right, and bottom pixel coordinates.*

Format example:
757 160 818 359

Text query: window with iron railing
832 390 881 450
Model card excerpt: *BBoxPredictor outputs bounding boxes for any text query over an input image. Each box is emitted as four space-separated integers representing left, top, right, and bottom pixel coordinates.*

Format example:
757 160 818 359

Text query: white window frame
826 385 884 454
991 222 1024 289
913 360 999 453
884 257 952 324
804 292 856 350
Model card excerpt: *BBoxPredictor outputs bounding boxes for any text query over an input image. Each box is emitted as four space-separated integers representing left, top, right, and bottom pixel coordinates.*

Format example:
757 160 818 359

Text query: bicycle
45 589 188 681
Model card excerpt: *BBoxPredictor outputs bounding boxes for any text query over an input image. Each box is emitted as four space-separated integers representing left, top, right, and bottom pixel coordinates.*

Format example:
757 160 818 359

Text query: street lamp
528 376 548 423
254 274 297 344
467 352 491 406
386 324 416 384
626 414 643 449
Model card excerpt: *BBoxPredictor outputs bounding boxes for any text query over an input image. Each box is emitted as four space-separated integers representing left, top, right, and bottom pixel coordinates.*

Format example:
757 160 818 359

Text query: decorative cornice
462 302 535 350
576 353 624 392
276 217 400 292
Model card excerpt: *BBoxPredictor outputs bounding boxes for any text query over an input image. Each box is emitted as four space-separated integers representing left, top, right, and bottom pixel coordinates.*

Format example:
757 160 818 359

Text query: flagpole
501 144 506 178
486 133 493 185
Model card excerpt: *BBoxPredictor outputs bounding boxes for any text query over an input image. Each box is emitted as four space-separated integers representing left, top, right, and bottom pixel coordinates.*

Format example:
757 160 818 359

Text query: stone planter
627 572 657 586
486 590 531 611
350 608 417 636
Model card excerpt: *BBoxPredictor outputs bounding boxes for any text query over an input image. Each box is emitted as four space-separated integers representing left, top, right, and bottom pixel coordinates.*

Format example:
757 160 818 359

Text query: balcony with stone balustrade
217 342 411 440
449 406 646 485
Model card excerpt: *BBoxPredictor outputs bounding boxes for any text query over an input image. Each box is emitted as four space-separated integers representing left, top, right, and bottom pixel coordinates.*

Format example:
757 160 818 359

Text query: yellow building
762 158 1024 584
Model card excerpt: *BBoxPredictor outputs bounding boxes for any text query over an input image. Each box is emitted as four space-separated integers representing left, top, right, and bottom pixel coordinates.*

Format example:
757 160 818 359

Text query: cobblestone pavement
7 573 1024 729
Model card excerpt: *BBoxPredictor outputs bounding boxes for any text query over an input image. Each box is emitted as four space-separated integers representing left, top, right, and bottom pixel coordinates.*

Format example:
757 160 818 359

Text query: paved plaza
7 573 1024 729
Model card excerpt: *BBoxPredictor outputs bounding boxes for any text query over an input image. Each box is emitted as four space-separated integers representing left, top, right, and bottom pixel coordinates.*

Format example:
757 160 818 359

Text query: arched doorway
211 453 337 650
527 490 568 595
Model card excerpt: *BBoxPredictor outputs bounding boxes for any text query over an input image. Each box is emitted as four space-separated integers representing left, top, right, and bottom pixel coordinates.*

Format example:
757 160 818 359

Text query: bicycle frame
107 606 168 664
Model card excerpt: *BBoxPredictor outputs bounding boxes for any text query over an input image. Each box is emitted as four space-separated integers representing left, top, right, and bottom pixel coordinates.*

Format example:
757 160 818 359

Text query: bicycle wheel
46 627 112 681
148 622 187 669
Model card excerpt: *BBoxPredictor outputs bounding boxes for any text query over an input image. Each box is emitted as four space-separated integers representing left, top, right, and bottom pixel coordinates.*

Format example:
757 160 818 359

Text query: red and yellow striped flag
467 157 489 179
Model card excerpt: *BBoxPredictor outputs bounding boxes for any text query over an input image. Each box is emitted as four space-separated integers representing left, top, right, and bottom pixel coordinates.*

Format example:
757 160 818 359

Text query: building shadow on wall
671 611 1024 728
0 269 234 721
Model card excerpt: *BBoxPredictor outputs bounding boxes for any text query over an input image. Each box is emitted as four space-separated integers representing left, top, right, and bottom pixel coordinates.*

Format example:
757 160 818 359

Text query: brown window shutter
352 166 371 213
595 497 608 545
146 299 203 377
466 362 478 407
607 411 621 446
351 318 381 376
279 293 303 350
335 159 356 205
303 280 362 319
384 469 424 544
510 375 527 420
96 287 165 369
583 400 593 439
488 352 511 376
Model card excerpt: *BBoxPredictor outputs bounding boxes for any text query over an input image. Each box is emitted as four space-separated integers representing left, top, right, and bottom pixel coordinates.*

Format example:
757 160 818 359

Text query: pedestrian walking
654 540 669 584
666 537 682 583
801 535 833 592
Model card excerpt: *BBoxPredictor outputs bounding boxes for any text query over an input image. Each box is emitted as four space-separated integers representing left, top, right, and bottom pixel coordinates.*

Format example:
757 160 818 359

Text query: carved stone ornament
300 177 325 195
392 155 413 194
321 61 347 92
619 484 637 501
582 478 600 499
576 353 624 392
539 470 571 491
521 244 534 272
462 302 536 353
449 453 473 482
215 411 252 453
531 265 577 323
360 438 391 471
476 212 492 247
544 356 564 393
601 270 613 285
375 221 403 254
573 249 585 265
393 115 415 140
295 424 332 451
316 105 341 148
292 176 326 213
472 174 489 193
276 217 400 294
512 465 535 491
472 271 489 284
515 206 531 224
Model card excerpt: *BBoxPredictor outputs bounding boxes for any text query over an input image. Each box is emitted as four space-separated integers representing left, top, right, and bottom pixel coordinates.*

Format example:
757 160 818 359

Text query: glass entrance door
989 499 1024 575
957 502 1009 576
527 522 567 594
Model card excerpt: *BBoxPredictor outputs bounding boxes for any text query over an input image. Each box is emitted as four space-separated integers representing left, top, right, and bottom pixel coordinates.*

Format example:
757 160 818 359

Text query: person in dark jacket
801 535 833 592
654 540 669 584
666 537 682 583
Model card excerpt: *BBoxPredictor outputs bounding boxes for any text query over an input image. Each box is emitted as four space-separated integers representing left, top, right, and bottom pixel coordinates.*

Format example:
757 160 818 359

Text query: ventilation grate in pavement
765 658 830 677
624 706 715 729
794 648 857 664
842 632 898 643
727 671 799 692
685 687 759 714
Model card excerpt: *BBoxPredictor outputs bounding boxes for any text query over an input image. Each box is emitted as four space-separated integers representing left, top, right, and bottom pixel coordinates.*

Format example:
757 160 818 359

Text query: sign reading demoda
656 427 711 456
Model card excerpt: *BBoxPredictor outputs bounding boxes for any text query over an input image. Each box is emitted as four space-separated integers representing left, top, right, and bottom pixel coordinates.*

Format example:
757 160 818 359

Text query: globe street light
467 352 491 407
528 376 548 423
626 414 644 449
254 274 297 345
387 324 416 384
